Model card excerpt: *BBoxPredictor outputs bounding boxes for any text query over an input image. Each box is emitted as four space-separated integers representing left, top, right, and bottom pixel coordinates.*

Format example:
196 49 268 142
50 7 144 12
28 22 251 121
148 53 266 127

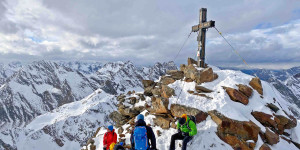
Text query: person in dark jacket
169 114 197 150
113 142 125 150
130 114 157 150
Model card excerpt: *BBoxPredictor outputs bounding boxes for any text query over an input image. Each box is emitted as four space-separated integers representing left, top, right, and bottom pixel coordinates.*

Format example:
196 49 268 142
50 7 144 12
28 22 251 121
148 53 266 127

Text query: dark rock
170 104 207 124
236 84 253 97
195 85 213 93
266 103 279 113
160 76 176 85
166 70 184 80
251 111 277 129
142 80 155 88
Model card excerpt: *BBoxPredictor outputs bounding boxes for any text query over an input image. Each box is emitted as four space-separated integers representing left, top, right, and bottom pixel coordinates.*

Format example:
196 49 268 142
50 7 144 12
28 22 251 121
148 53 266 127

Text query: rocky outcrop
109 111 130 127
251 111 277 129
161 85 175 99
266 103 279 113
224 87 249 105
259 143 271 150
183 64 218 84
153 116 171 129
187 57 197 66
236 84 253 97
151 97 169 114
195 85 213 93
160 76 176 85
265 128 279 145
251 111 297 135
208 110 260 150
170 104 207 124
249 77 263 95
166 70 184 80
142 80 155 88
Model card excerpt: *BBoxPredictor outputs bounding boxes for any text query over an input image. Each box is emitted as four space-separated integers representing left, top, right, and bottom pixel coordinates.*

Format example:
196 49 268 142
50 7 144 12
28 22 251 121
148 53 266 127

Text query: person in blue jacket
130 114 157 150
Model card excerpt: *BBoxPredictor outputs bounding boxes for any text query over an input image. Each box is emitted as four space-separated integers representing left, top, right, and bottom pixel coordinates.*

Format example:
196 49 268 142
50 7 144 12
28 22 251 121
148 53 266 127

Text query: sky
0 0 300 69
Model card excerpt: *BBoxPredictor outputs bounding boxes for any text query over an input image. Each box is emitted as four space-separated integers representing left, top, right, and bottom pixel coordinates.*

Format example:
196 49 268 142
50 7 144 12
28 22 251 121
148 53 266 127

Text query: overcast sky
0 0 300 69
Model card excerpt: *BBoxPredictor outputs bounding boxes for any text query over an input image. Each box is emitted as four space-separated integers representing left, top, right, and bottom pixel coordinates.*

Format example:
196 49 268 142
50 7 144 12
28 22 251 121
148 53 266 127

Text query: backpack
133 126 149 150
187 115 196 130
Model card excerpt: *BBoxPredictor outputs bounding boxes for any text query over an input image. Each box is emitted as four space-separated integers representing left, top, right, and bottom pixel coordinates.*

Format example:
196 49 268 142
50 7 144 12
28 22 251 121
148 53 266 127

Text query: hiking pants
169 132 193 150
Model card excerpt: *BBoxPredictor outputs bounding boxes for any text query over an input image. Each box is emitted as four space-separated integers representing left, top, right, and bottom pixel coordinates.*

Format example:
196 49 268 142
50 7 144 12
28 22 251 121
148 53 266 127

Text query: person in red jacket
103 125 117 150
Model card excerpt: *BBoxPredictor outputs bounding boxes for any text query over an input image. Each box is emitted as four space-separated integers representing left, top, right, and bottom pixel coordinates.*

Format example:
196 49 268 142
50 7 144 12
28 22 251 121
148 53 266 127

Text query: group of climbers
102 113 197 150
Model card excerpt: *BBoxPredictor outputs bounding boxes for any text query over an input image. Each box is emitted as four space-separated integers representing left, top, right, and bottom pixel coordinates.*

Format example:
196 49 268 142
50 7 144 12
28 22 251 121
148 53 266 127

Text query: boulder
129 97 137 104
195 85 213 93
118 105 140 117
161 85 175 99
208 110 260 150
259 144 271 150
266 103 279 113
184 78 193 82
166 70 184 80
187 57 197 65
180 64 186 72
151 87 161 96
144 87 153 96
153 116 170 129
156 130 162 137
197 68 216 84
117 94 126 102
274 115 289 134
160 76 176 85
109 111 129 127
285 116 297 129
183 64 198 80
142 80 155 88
137 93 145 101
151 97 169 114
224 87 249 105
236 84 253 97
249 77 263 95
265 128 279 145
170 104 207 124
251 111 277 129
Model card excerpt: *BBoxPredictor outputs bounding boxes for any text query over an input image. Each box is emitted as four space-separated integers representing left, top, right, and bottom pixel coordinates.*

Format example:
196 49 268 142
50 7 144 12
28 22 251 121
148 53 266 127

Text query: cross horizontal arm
192 20 215 32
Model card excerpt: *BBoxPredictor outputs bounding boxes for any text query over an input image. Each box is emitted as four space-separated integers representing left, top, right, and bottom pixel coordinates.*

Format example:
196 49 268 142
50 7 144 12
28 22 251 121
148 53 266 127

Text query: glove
103 148 106 150
182 132 189 136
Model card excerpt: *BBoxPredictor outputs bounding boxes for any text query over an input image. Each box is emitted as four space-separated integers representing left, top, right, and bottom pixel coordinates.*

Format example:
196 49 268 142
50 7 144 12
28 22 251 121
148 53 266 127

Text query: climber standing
169 114 197 150
130 114 157 150
103 125 117 150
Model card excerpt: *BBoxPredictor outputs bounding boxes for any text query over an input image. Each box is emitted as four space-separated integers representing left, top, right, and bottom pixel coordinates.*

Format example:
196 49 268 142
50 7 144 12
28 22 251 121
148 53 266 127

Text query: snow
92 66 300 150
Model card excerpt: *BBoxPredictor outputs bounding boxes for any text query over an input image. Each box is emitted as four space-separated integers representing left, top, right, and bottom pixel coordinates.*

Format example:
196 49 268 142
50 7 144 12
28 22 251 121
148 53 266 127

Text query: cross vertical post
192 8 215 68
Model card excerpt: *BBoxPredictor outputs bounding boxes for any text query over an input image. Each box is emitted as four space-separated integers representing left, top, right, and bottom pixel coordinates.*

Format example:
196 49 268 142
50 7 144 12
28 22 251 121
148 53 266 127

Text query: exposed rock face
170 104 207 124
183 64 218 84
151 97 169 114
195 85 213 93
259 144 271 150
208 110 260 150
266 103 279 113
236 84 253 97
265 128 279 145
109 111 130 127
224 87 249 105
142 80 155 88
160 76 176 85
187 58 197 66
153 116 170 129
249 77 263 95
166 70 184 80
274 115 289 134
251 111 277 129
161 85 175 99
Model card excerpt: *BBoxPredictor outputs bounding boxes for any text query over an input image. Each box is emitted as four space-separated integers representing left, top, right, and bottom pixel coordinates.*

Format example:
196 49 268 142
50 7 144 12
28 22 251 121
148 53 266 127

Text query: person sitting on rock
130 114 157 150
169 114 197 150
113 142 125 150
103 125 117 150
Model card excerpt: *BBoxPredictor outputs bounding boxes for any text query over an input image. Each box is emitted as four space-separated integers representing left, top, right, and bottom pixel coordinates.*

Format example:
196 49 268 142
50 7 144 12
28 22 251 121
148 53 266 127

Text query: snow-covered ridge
91 66 300 150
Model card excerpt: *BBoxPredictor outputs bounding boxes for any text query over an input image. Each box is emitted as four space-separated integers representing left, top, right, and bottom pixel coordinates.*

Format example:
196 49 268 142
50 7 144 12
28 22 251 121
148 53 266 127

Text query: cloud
0 0 299 68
